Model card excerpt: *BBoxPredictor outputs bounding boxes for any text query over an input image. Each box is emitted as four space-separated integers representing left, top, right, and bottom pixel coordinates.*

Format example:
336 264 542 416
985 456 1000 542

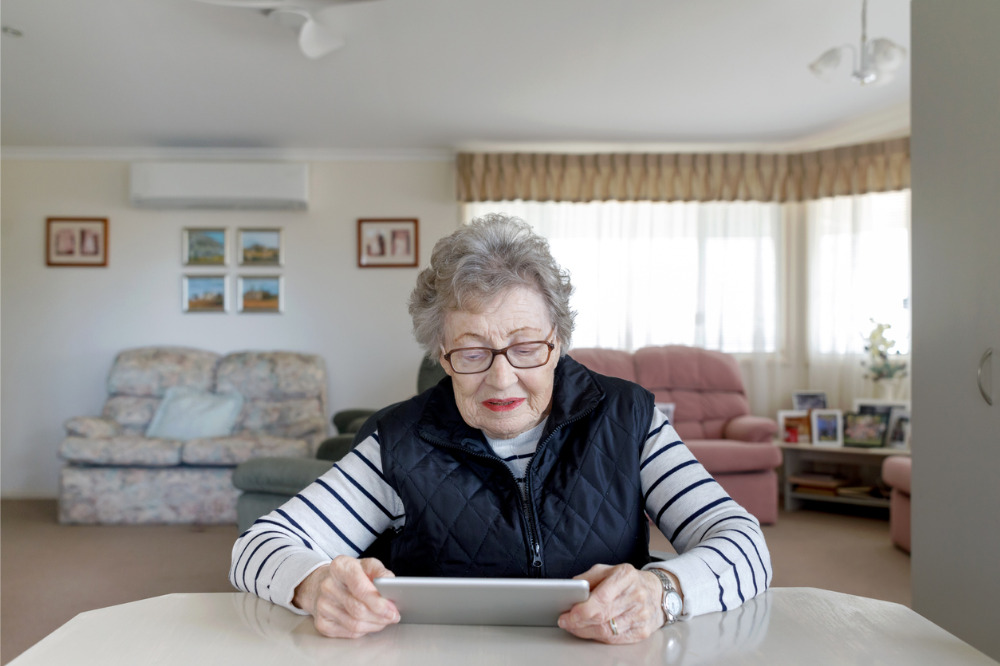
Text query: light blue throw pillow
146 386 244 441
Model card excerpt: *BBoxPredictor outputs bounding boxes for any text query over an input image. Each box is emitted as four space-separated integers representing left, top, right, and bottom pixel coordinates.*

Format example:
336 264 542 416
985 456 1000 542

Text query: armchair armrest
64 416 121 439
332 408 377 434
724 415 778 443
232 457 334 496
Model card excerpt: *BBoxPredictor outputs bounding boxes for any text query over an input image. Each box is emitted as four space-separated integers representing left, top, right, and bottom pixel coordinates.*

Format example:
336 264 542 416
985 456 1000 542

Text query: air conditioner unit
129 162 309 210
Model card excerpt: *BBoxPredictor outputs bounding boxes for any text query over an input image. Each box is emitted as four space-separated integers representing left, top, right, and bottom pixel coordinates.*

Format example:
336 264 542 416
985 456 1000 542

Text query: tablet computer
373 576 590 627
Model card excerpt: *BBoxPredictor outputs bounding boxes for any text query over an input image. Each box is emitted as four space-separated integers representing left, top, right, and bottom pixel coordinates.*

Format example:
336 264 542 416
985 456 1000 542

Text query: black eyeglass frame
442 338 556 375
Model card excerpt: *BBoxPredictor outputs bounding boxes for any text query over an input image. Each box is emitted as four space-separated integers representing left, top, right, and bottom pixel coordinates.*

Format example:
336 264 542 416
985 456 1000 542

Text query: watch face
666 590 683 617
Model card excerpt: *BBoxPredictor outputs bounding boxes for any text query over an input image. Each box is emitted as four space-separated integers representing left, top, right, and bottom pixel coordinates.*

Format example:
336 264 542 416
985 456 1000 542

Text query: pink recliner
568 345 782 524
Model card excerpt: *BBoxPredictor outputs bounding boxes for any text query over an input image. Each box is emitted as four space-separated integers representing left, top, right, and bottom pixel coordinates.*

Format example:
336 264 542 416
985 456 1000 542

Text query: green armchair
233 357 447 532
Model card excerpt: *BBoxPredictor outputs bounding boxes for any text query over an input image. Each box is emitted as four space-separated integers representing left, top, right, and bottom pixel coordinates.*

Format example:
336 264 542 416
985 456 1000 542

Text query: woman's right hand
293 555 400 638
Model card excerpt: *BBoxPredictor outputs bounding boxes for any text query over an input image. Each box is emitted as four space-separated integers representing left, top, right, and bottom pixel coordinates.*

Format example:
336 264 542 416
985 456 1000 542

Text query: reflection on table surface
10 588 997 666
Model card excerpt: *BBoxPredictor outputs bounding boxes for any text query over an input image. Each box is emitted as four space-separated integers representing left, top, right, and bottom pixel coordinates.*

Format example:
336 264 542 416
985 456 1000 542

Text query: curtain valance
456 138 909 203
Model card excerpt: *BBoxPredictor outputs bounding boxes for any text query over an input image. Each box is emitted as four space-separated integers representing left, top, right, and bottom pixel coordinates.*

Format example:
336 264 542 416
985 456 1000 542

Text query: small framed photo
810 409 843 447
843 412 890 448
655 402 676 424
793 391 828 411
853 398 909 417
778 410 811 444
238 228 282 266
358 218 418 268
183 275 227 313
46 217 108 267
238 275 283 314
183 228 227 266
885 408 911 449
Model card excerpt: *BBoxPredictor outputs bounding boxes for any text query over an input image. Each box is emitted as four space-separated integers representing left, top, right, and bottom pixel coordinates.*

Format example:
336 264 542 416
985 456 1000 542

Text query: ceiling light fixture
809 0 907 86
192 0 377 59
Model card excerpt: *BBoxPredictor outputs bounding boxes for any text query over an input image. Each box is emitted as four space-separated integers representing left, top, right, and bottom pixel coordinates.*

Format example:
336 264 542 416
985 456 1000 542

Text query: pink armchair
881 456 911 553
568 345 782 524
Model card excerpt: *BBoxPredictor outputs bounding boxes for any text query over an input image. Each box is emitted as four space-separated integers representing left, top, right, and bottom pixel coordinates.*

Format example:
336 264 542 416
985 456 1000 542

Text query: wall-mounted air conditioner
129 162 309 210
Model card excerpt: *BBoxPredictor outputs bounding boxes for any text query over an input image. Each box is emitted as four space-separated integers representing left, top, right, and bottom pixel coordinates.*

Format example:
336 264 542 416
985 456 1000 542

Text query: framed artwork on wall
358 218 418 268
183 228 227 266
238 228 282 266
182 275 228 313
46 217 108 267
238 275 282 314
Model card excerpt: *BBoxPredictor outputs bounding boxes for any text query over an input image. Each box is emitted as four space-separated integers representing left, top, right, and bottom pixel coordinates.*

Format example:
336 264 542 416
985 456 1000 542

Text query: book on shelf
835 485 876 498
793 486 840 496
787 473 849 490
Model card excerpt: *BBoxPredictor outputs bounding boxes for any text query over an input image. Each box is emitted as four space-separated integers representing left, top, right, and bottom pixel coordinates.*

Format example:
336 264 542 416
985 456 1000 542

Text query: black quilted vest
372 354 654 578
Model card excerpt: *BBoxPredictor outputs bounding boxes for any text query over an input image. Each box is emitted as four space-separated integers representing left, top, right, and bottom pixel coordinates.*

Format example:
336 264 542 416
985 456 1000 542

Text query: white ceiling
0 0 911 159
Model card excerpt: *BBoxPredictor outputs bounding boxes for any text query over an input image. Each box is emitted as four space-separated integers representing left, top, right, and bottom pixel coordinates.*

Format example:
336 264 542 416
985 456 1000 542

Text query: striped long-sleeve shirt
230 408 772 619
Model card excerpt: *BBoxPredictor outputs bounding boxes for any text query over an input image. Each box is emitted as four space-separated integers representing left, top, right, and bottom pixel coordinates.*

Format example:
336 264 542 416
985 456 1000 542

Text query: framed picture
238 275 283 314
853 398 909 416
238 228 282 266
358 218 418 268
183 228 227 266
843 412 891 447
778 410 811 444
810 409 843 447
655 402 676 424
885 408 911 449
793 391 828 411
182 275 227 313
46 217 108 267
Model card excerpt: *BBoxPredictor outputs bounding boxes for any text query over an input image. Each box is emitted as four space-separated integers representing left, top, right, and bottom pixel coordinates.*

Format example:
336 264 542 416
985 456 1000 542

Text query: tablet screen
373 576 590 627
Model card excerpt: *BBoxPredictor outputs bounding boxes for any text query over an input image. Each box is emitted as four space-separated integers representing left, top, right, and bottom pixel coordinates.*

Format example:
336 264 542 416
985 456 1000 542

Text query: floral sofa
58 347 328 524
568 345 782 524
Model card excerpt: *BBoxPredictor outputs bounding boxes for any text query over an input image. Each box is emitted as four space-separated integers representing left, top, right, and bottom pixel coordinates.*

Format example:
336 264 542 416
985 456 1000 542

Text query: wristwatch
649 568 683 625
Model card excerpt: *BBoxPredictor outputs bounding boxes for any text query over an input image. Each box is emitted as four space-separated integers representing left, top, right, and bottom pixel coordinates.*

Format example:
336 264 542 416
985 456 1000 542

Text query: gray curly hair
408 213 575 357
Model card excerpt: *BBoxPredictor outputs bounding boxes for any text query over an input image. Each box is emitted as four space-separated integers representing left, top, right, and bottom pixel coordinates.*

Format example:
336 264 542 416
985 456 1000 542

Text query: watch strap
649 568 680 625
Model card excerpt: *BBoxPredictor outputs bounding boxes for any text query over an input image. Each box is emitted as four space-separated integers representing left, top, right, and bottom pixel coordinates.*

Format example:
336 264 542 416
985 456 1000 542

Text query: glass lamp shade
299 18 343 58
867 38 907 72
809 48 843 80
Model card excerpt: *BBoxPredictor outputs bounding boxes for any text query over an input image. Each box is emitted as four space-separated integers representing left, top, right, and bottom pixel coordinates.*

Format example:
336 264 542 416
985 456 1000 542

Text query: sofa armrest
64 416 121 439
232 457 334 496
316 434 356 462
724 415 778 443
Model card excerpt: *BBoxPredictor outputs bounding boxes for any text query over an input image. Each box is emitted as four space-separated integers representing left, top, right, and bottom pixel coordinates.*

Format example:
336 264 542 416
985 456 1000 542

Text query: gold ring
609 616 619 636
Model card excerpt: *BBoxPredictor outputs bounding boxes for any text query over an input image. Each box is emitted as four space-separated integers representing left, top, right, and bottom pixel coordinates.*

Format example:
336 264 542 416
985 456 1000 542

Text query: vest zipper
427 437 543 575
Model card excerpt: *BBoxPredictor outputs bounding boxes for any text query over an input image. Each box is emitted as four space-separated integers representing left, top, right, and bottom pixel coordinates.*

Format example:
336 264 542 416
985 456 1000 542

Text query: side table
778 442 910 511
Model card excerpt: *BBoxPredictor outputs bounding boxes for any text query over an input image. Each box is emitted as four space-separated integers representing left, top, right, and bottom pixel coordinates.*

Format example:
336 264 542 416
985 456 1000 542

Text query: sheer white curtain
464 200 780 354
462 191 911 417
805 191 912 409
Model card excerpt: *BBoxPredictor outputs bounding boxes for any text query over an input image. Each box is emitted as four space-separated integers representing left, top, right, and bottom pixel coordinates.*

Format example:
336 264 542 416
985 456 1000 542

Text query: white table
9 588 995 665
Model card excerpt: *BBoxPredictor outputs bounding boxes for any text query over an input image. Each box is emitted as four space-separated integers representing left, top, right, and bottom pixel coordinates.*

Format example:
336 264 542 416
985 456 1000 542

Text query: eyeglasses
442 333 556 375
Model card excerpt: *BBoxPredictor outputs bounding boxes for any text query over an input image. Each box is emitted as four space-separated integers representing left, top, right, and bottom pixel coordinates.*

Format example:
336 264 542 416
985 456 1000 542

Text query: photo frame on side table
778 410 811 444
792 391 828 411
238 275 283 314
183 228 227 266
843 412 891 448
358 218 418 268
810 409 843 447
885 408 911 449
182 275 227 313
46 217 108 267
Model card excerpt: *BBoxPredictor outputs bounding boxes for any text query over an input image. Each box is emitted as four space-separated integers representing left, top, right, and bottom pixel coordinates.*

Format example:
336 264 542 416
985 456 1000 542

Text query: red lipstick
482 398 525 412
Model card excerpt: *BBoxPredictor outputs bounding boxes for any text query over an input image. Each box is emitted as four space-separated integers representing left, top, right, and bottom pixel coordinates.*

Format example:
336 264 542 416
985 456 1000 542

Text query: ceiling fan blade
299 17 344 58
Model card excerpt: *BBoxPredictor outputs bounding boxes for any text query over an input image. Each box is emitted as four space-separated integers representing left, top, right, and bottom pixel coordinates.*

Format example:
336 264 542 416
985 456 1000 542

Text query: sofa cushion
634 345 745 392
103 396 162 432
146 387 244 441
215 352 326 401
566 348 637 383
107 347 220 398
181 434 310 466
59 436 183 466
237 398 327 446
686 440 782 474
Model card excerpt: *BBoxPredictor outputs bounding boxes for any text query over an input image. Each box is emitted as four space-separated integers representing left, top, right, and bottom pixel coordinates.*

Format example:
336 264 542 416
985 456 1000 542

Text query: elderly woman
231 214 771 644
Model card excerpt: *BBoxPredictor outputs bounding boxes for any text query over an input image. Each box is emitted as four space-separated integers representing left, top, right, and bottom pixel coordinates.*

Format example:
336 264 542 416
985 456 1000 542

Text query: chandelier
809 0 907 86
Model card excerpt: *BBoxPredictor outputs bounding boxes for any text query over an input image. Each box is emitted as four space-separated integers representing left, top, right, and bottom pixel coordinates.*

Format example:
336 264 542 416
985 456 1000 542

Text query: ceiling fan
193 0 380 59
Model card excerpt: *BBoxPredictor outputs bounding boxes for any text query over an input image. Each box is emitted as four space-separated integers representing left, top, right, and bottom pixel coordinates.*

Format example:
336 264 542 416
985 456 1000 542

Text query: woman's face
440 286 560 440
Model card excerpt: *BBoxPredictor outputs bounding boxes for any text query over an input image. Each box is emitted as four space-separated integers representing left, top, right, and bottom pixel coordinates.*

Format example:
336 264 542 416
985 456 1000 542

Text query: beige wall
0 158 460 497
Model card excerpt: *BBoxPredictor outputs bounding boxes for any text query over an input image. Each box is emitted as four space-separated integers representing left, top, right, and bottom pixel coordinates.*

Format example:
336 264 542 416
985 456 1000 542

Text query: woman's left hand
558 563 664 644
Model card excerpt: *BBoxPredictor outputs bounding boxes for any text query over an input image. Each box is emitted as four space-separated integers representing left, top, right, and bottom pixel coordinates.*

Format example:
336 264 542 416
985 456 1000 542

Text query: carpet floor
0 499 910 664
